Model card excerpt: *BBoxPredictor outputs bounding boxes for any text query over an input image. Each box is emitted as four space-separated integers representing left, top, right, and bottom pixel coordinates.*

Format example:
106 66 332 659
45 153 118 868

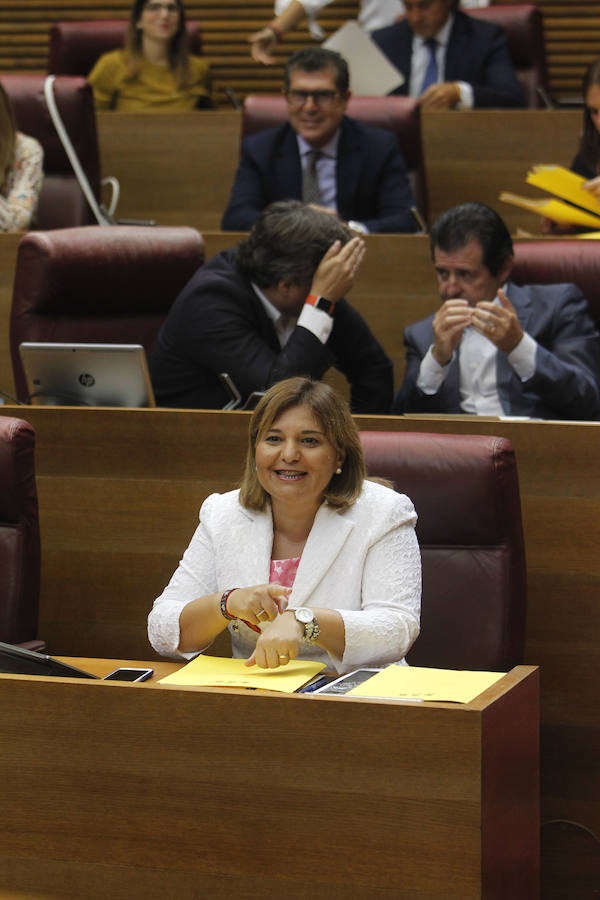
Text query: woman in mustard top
89 0 212 111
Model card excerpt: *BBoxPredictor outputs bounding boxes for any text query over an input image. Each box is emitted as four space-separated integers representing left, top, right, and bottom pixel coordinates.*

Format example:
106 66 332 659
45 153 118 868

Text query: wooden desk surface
0 664 539 898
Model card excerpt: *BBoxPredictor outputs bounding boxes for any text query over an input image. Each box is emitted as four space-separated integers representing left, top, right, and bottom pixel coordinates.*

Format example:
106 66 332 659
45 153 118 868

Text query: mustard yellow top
88 49 211 111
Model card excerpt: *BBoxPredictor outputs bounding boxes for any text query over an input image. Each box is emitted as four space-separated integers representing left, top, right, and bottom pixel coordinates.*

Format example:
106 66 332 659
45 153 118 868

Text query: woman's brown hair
239 377 366 512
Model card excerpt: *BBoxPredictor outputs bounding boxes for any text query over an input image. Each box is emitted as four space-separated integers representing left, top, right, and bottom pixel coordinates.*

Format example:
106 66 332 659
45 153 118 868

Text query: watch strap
305 293 335 315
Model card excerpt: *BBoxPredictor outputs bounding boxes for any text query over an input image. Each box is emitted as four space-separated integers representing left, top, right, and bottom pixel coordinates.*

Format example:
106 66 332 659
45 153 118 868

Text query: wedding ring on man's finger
279 654 289 661
256 608 268 619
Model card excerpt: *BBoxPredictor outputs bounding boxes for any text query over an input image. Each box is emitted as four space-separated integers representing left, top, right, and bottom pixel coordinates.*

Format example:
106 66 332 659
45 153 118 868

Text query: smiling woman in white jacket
250 0 489 63
148 377 421 674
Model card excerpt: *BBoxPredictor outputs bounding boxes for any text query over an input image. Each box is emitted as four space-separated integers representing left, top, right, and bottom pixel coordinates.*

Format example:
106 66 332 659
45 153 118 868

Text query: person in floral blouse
0 82 43 232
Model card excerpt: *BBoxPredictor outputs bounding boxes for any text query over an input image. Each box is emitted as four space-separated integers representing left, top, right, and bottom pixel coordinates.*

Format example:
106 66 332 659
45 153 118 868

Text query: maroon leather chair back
466 4 549 108
0 417 41 645
512 240 600 329
0 74 101 229
9 225 205 402
360 431 527 671
47 20 203 76
242 94 428 225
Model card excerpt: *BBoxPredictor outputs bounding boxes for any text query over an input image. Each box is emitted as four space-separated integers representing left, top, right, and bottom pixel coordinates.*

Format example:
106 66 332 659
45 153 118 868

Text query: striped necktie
302 149 322 204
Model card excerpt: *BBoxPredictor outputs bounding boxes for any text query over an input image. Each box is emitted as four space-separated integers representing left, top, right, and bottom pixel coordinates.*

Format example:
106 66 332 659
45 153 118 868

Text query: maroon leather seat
0 416 42 649
9 225 205 403
0 73 101 229
47 19 203 77
512 240 600 329
360 431 527 671
242 94 428 226
467 4 549 108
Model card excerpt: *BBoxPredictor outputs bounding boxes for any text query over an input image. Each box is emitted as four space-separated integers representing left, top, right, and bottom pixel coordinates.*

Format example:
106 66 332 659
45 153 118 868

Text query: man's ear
498 255 514 284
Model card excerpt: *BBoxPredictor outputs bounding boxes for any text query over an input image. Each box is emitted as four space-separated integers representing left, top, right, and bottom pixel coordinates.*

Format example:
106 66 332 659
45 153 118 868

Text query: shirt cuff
297 300 334 344
416 345 453 394
455 81 474 109
507 331 537 381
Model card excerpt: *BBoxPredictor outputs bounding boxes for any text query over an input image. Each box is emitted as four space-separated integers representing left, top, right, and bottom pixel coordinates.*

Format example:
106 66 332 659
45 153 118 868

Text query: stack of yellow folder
500 164 600 235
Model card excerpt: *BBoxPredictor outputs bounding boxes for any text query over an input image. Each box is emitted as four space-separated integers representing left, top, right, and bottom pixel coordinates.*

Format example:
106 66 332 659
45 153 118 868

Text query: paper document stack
500 165 600 234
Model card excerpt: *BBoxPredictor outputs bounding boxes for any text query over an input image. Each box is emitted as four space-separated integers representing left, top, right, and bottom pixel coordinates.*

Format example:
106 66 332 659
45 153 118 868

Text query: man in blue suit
371 0 524 109
392 203 600 420
221 47 417 233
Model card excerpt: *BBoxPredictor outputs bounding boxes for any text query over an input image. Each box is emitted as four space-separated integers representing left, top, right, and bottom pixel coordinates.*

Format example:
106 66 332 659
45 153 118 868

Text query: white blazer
148 479 421 673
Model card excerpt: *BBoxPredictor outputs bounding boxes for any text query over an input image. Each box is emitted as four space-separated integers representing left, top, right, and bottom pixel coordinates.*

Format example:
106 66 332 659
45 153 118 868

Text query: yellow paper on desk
499 191 600 229
526 164 600 216
346 665 505 703
158 654 325 692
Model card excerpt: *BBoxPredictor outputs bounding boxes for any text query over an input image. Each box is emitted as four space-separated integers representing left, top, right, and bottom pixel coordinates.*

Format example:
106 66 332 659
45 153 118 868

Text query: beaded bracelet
219 588 261 634
219 588 238 621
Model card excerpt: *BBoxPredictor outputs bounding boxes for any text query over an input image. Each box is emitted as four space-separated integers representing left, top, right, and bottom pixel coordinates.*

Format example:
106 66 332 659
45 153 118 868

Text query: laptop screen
19 342 156 407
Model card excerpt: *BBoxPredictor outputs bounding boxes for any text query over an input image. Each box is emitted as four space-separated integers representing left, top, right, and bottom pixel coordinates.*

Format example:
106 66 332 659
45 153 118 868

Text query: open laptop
0 641 99 678
19 342 156 407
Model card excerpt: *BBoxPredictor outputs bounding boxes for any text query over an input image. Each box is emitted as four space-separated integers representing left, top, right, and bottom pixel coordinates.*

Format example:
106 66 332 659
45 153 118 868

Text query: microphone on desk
410 206 428 235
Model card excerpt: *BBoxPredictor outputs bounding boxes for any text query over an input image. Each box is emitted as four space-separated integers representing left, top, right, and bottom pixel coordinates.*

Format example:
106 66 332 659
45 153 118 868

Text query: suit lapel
273 125 303 198
230 505 274 585
290 502 354 607
443 13 467 82
336 118 362 220
496 282 532 414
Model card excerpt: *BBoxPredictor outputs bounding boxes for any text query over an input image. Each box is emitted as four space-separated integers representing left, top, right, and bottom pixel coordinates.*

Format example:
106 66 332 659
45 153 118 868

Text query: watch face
295 608 313 624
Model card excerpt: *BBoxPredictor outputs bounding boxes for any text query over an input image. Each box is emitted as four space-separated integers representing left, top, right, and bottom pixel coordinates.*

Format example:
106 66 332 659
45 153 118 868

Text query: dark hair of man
236 200 351 289
125 0 191 87
429 202 513 277
578 56 600 176
239 377 365 512
284 47 349 94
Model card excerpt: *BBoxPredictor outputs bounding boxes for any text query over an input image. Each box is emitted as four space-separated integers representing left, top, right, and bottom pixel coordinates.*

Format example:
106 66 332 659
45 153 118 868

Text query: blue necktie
419 38 438 95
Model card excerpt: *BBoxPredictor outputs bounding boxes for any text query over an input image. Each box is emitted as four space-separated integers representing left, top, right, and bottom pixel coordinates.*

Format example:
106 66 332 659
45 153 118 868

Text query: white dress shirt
253 282 334 347
416 293 537 415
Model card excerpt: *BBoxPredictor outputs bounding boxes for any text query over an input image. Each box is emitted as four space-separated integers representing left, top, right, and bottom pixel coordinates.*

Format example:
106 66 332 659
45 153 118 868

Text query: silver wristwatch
294 607 320 643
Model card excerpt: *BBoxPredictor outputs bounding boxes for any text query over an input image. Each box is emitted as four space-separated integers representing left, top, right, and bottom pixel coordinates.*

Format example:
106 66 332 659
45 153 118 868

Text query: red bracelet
219 588 261 634
268 23 283 42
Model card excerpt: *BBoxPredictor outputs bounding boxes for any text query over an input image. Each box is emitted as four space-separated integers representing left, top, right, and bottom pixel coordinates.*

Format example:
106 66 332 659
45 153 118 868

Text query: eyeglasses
145 2 179 15
286 90 339 109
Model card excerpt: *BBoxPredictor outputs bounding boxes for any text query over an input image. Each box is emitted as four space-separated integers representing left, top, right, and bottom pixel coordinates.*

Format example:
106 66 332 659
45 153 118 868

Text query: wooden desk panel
93 109 583 235
422 110 581 232
0 664 539 899
96 110 241 230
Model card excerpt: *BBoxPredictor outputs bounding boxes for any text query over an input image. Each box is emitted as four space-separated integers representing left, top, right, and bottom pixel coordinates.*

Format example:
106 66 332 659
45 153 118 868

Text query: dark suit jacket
221 115 417 233
371 10 525 108
392 281 600 420
149 249 393 413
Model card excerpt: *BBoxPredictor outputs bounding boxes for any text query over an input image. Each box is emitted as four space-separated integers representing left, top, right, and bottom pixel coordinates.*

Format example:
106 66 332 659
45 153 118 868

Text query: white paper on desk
323 21 405 96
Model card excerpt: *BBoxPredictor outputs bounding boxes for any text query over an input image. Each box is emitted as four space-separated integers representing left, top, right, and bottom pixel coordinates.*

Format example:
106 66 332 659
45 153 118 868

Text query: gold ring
279 655 289 660
256 608 267 619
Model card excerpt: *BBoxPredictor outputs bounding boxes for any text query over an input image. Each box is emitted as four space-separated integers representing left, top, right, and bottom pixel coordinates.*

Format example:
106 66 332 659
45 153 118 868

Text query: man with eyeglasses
371 0 524 109
221 47 417 233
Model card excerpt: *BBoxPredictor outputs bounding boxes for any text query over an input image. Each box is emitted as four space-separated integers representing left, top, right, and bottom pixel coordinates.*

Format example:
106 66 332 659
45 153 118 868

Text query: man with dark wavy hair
149 200 393 412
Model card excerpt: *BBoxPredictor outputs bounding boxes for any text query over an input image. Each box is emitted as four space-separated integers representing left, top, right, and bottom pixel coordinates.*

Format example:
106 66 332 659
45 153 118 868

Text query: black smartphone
103 667 154 682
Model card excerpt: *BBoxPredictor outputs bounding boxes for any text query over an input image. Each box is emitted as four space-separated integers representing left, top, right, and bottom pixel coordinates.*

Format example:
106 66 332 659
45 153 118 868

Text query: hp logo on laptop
78 373 96 387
